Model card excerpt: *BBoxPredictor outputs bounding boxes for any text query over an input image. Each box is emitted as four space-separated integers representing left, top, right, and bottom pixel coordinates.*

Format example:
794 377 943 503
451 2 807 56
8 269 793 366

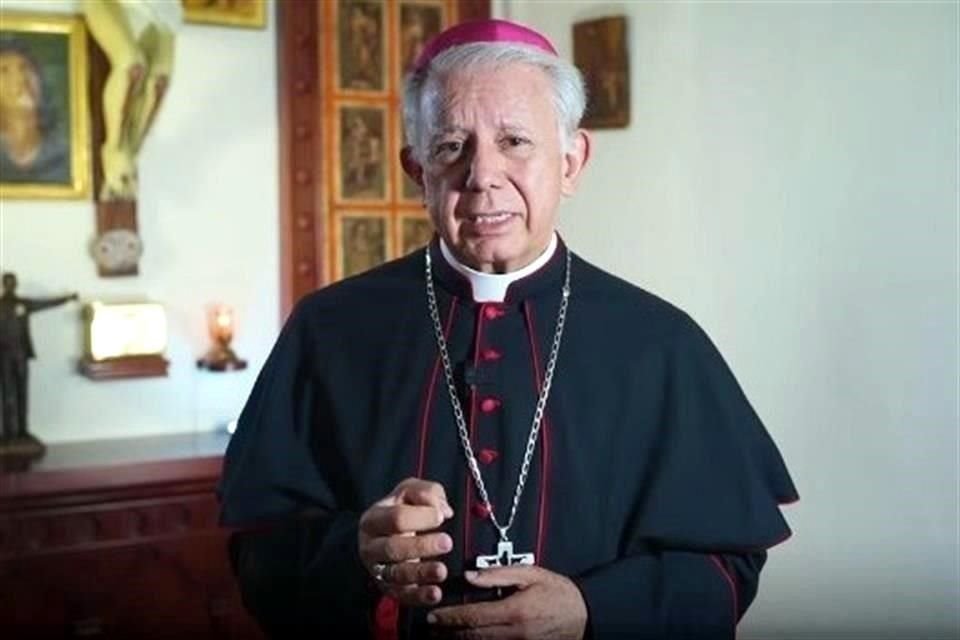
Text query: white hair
402 42 587 162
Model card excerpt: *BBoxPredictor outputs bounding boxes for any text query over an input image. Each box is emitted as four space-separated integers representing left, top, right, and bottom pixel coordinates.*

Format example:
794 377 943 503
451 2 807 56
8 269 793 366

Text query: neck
439 234 558 303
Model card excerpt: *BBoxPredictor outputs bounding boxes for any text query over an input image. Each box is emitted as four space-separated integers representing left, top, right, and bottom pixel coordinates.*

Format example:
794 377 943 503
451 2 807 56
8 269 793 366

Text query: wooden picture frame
573 16 630 129
336 0 388 95
397 0 445 82
398 212 434 256
277 0 491 312
181 0 267 29
336 212 391 279
335 102 389 204
0 12 90 200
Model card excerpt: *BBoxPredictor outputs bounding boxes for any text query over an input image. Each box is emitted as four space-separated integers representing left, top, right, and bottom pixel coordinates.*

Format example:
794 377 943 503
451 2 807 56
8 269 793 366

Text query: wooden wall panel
278 0 490 318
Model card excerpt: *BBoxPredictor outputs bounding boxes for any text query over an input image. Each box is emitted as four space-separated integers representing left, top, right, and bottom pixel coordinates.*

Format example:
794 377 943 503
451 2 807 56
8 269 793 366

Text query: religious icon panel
399 214 434 256
0 12 90 199
338 213 390 279
337 0 387 94
573 16 630 129
336 103 389 203
397 1 445 79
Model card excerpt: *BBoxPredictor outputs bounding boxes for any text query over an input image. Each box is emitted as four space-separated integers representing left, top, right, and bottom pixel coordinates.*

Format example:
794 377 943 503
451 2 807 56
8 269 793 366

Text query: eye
433 140 463 158
502 135 530 149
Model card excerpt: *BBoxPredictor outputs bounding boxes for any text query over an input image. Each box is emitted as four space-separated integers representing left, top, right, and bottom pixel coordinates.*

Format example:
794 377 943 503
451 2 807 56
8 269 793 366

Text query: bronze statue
0 272 77 453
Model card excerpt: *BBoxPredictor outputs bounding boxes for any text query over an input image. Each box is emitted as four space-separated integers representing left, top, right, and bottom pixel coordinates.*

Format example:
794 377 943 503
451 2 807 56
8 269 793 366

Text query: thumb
395 478 454 519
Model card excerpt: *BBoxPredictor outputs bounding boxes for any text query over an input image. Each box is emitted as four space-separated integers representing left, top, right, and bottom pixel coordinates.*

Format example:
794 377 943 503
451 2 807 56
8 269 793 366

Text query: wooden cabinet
0 432 264 640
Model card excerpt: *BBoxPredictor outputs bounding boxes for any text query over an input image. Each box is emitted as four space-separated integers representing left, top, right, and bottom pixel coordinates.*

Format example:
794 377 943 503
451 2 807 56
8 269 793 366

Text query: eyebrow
429 122 532 140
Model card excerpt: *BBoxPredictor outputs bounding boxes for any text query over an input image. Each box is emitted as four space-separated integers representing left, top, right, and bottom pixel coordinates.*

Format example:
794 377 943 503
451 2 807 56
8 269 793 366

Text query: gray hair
402 42 586 162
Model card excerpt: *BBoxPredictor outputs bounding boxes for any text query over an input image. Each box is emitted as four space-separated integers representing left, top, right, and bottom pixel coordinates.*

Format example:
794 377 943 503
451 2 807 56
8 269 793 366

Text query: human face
414 63 589 273
0 52 40 113
2 274 16 294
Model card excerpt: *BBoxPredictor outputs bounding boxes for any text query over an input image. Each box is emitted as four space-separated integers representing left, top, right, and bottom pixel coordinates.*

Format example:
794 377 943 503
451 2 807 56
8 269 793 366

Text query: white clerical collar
439 233 559 302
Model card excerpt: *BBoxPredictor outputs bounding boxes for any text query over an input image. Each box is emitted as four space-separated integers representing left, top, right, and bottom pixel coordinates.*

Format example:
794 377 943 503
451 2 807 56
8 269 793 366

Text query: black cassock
219 237 797 639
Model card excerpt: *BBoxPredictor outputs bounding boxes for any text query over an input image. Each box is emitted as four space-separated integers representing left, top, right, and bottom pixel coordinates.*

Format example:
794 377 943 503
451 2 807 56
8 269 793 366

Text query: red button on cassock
472 503 491 519
478 449 499 465
483 305 505 320
481 348 502 361
480 397 501 413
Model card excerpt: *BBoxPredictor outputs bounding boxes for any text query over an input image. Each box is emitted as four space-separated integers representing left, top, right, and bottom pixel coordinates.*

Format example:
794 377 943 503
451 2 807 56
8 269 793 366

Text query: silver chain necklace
424 246 571 567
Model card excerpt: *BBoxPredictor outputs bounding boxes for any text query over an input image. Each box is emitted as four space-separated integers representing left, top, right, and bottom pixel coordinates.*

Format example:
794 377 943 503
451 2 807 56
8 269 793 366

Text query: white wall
0 0 280 442
503 1 958 638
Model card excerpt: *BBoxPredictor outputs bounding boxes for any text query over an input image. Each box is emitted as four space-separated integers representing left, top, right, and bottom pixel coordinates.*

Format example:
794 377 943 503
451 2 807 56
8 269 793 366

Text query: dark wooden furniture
0 431 263 640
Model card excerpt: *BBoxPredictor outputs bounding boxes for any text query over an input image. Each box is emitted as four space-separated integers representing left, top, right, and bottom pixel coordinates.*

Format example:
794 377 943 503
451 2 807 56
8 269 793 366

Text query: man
219 19 797 639
0 273 77 443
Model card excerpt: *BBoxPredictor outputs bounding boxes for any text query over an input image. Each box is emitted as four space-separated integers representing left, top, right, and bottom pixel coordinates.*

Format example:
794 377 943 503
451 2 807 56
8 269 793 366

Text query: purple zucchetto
412 19 558 73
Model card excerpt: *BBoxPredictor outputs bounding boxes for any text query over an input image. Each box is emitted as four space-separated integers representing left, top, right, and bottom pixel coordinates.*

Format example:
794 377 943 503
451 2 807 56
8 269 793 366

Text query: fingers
376 566 446 607
427 600 515 629
366 531 453 564
361 503 449 537
464 566 539 589
390 583 444 607
358 478 456 609
393 478 454 516
380 559 448 586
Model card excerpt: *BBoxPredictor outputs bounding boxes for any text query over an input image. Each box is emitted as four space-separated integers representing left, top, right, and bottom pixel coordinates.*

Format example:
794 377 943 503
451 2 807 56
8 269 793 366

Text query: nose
463 140 503 192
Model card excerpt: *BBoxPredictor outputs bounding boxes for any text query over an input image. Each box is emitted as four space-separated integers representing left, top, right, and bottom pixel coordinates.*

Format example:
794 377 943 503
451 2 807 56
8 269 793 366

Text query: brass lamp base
197 346 247 372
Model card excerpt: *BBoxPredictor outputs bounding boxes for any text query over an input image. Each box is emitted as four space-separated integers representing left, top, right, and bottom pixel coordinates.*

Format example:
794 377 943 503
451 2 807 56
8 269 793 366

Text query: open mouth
464 211 516 225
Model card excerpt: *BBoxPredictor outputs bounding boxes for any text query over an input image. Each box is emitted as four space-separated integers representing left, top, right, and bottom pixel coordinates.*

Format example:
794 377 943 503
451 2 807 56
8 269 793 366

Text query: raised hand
358 477 455 607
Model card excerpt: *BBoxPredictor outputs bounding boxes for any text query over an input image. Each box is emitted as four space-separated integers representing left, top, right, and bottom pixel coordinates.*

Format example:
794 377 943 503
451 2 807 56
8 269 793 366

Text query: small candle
210 305 234 343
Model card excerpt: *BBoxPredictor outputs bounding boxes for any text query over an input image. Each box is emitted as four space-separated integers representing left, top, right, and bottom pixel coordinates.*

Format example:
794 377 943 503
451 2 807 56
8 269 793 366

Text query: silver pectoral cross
475 540 535 569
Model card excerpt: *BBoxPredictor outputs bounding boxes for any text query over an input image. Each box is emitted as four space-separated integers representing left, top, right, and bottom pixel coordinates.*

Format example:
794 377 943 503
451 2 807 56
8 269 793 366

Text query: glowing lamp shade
87 302 168 361
197 304 247 372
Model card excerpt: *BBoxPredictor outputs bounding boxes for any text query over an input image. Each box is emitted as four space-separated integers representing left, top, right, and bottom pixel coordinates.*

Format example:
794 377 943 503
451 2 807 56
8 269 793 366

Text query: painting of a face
0 30 74 190
0 51 41 112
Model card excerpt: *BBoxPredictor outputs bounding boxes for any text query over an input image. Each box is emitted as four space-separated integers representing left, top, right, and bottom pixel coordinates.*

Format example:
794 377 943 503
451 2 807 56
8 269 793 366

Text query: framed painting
337 212 390 279
398 213 434 256
397 0 445 80
335 102 389 203
181 0 267 29
0 12 90 199
336 0 387 94
573 16 630 129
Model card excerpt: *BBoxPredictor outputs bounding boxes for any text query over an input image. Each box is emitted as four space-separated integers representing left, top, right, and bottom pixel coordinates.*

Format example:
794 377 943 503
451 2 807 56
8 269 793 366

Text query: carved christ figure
83 0 182 201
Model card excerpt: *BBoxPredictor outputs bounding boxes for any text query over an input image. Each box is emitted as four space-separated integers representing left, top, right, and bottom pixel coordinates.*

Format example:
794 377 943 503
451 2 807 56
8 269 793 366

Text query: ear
400 145 424 187
560 129 591 197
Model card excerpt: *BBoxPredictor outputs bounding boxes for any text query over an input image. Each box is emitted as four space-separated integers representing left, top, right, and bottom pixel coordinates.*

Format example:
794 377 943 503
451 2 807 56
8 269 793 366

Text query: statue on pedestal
0 273 78 456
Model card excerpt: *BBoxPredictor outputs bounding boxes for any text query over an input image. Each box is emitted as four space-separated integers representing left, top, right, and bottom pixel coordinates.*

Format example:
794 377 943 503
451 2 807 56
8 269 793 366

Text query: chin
460 240 535 273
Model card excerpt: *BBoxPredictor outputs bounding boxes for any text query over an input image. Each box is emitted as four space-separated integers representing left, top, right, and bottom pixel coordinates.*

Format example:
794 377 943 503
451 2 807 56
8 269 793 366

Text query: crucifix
475 541 535 569
83 1 181 277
